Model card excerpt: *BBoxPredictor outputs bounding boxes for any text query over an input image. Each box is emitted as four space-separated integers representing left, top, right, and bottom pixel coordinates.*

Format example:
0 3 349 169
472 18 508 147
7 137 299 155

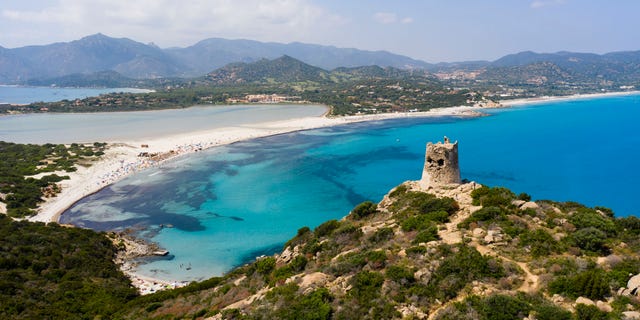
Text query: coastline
22 104 482 294
499 90 640 107
24 89 640 294
28 104 483 224
29 89 640 224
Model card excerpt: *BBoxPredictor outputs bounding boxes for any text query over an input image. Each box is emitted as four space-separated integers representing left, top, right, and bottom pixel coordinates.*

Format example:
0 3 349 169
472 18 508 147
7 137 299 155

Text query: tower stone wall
420 136 461 188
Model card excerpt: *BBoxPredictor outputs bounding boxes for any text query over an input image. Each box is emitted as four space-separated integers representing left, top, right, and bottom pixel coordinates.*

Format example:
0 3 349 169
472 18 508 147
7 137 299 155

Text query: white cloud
401 17 414 24
530 0 566 9
1 0 346 47
373 12 397 24
373 12 412 25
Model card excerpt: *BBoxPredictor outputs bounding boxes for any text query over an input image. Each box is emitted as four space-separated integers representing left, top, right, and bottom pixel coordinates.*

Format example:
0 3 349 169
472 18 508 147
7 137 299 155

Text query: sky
1 0 639 63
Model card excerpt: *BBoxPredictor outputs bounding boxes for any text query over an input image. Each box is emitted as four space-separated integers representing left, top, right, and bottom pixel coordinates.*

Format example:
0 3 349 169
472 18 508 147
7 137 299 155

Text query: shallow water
60 94 640 282
0 104 327 144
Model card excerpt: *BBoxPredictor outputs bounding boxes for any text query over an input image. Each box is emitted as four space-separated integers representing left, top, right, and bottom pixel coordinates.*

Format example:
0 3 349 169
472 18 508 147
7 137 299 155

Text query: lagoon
59 94 640 283
0 85 151 105
0 104 328 144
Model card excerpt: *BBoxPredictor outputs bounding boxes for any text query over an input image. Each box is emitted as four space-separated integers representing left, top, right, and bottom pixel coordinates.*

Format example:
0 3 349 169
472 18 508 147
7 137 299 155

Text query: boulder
596 300 613 312
628 274 640 295
511 200 526 207
575 297 595 306
300 272 331 289
521 201 539 210
551 294 564 303
623 311 640 320
484 229 503 244
472 228 486 238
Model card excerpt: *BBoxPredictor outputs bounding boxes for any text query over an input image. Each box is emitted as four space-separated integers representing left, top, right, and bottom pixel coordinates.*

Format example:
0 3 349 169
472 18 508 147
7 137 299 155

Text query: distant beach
499 90 640 107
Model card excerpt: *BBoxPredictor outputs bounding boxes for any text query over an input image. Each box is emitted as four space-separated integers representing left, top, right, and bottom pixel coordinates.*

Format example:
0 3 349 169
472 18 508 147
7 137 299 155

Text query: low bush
350 201 377 219
471 186 516 207
314 220 340 238
548 269 610 300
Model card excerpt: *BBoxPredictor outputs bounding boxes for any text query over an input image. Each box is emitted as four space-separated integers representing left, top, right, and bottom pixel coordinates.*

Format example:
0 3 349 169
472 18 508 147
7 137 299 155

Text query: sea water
60 94 640 282
0 85 151 105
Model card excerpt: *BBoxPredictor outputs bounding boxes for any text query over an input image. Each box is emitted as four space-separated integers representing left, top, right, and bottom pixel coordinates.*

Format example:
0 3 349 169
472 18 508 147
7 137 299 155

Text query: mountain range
2 33 640 89
0 33 428 83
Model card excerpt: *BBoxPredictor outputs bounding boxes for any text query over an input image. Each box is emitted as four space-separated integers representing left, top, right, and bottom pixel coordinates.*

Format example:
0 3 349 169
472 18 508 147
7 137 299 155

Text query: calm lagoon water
0 104 327 144
59 94 640 282
0 85 151 105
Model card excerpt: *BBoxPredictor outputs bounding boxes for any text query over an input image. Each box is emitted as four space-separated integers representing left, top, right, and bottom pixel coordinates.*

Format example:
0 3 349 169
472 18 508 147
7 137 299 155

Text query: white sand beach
499 90 640 107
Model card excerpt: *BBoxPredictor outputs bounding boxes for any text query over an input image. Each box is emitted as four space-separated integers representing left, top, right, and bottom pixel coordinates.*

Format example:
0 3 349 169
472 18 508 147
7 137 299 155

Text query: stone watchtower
419 136 461 188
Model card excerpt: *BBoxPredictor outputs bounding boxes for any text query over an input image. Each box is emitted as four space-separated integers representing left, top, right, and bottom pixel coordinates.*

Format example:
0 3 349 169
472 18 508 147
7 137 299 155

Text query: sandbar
499 90 640 107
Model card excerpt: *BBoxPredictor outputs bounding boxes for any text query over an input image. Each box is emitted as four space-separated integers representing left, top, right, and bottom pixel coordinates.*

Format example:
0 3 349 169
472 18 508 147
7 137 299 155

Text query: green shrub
366 250 387 269
477 294 531 320
430 245 504 300
413 225 440 244
517 192 532 201
289 256 308 272
615 216 640 235
327 252 367 276
458 206 505 229
389 184 408 198
255 257 276 276
385 265 415 285
272 288 333 320
390 190 459 216
519 229 560 257
471 186 516 207
302 239 324 255
570 227 609 255
145 302 162 312
368 227 394 244
574 303 610 320
406 246 427 255
348 271 384 302
314 220 340 237
548 269 610 300
535 303 573 320
350 201 377 219
569 208 617 236
284 226 312 249
609 258 640 289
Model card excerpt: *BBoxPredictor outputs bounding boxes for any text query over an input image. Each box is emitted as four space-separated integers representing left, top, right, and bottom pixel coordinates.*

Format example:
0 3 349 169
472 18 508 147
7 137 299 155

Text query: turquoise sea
59 94 640 282
0 85 151 105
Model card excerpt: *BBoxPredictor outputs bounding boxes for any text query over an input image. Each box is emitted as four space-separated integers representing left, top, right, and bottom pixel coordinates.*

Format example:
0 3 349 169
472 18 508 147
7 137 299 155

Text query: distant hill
487 50 640 84
0 34 431 83
203 56 422 85
204 55 331 84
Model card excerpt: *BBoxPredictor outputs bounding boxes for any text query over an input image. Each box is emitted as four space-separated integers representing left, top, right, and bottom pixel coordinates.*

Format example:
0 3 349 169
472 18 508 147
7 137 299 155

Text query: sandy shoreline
499 90 640 106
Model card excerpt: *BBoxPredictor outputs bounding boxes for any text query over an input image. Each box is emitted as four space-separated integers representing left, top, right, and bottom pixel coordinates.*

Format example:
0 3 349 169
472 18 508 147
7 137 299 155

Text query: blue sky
1 0 639 62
